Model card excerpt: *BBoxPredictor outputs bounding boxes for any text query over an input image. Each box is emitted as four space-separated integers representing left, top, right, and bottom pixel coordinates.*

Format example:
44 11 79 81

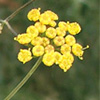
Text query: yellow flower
18 49 32 64
65 35 76 46
68 22 81 35
60 44 71 54
27 8 41 21
54 51 62 64
26 25 39 39
39 13 51 25
14 8 89 72
42 37 50 47
45 45 55 53
14 33 31 44
42 52 55 66
34 22 46 33
56 27 66 36
31 36 43 46
39 10 58 26
44 10 58 20
58 21 69 31
49 20 57 27
46 27 56 39
59 55 72 72
63 52 74 64
32 45 44 57
53 36 65 46
72 43 84 59
59 62 72 72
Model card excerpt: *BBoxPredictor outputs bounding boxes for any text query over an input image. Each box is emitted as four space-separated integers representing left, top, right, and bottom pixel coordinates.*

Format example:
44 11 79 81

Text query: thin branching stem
5 0 36 22
4 56 42 100
0 0 36 36
4 20 18 36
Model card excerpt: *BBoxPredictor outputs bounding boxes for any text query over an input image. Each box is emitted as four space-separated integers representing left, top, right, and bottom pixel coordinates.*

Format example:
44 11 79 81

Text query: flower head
14 8 89 72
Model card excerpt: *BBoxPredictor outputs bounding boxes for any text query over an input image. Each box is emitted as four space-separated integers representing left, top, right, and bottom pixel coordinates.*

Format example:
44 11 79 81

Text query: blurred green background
0 0 99 100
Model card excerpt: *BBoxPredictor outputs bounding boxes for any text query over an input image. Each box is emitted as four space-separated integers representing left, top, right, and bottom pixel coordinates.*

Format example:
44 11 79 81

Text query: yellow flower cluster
14 8 89 72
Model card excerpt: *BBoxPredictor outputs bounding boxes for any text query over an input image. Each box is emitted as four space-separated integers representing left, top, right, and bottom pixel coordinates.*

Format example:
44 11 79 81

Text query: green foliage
0 0 99 100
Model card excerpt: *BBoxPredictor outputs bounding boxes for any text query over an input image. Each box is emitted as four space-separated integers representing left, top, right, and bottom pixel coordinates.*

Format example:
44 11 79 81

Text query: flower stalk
4 20 18 36
0 0 36 36
5 0 36 22
4 56 42 100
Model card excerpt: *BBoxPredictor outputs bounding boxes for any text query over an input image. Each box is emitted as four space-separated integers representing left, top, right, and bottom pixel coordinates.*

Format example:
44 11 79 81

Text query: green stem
4 56 42 100
5 0 36 22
